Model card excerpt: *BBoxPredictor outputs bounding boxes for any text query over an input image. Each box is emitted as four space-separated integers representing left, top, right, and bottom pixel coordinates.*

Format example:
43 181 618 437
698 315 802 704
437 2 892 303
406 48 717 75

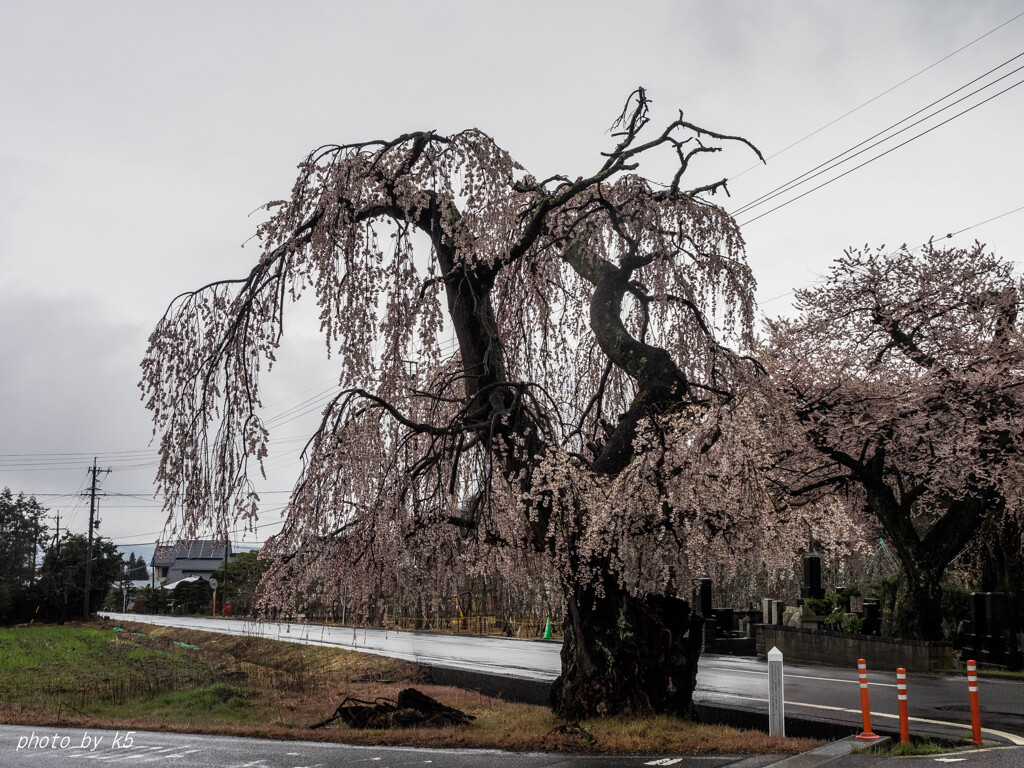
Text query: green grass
102 683 257 725
858 738 965 756
885 740 952 756
0 622 825 755
0 625 210 713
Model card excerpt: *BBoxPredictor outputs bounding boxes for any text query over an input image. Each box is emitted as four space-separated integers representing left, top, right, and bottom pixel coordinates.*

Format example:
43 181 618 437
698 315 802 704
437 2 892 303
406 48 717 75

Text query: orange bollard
856 658 879 739
967 660 983 745
896 667 909 744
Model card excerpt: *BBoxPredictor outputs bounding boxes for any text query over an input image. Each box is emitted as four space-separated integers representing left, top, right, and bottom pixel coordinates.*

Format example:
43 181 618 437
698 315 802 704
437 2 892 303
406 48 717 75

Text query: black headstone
699 578 713 619
861 598 882 636
800 554 826 601
712 607 734 634
983 592 1008 665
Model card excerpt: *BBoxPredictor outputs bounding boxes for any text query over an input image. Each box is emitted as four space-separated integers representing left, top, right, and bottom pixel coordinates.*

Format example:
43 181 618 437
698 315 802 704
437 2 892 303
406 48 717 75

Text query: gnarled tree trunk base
551 580 704 718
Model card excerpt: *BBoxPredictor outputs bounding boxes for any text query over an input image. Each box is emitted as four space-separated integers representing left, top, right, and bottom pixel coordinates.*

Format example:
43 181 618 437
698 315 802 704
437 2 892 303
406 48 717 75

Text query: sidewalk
764 735 1024 768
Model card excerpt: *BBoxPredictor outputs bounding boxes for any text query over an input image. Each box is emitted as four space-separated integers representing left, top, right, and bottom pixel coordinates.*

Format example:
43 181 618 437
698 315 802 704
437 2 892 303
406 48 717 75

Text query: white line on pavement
704 692 1024 745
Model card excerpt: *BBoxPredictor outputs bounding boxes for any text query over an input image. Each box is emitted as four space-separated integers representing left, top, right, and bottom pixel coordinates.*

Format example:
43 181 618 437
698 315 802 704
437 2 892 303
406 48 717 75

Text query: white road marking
94 754 149 763
701 664 898 688
645 759 684 766
703 692 1024 745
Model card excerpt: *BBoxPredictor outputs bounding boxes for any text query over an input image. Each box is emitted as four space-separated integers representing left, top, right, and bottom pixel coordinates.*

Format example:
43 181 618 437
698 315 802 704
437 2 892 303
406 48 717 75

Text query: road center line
700 664 899 688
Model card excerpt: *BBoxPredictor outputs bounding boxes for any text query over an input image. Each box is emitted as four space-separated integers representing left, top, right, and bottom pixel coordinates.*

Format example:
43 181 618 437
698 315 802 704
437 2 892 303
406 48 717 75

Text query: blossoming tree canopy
142 89 817 716
765 243 1024 640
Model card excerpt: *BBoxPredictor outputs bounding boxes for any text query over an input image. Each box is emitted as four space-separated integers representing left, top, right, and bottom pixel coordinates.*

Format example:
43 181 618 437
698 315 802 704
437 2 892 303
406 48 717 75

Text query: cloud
0 290 158 529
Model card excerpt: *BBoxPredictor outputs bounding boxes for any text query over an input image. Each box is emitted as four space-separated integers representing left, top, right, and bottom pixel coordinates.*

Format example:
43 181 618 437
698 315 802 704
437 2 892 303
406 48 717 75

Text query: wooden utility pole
221 514 229 615
54 511 65 624
82 459 110 620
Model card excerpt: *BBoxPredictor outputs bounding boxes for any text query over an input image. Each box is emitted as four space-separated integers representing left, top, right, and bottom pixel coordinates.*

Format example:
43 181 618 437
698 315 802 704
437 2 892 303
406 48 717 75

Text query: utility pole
222 515 229 615
54 512 65 624
83 459 110 620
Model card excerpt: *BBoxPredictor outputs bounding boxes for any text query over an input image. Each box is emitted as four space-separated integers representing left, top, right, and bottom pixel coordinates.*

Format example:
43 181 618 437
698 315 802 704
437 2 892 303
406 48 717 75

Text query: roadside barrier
384 614 561 638
967 659 982 745
896 667 909 744
855 658 879 740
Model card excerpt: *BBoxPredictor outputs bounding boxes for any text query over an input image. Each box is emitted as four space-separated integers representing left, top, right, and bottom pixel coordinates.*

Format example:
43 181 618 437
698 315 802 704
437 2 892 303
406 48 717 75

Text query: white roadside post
768 646 785 737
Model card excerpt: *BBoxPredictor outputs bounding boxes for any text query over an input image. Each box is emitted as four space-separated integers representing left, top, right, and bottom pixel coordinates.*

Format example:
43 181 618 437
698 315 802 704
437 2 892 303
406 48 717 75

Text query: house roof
153 539 231 566
162 575 204 591
153 539 236 584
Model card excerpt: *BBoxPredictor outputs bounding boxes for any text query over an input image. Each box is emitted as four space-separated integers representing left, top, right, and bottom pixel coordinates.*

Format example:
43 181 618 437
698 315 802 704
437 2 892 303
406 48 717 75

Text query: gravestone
861 598 881 636
773 600 785 626
798 554 826 604
983 592 1008 666
700 578 717 641
712 607 734 635
699 578 713 618
963 591 988 659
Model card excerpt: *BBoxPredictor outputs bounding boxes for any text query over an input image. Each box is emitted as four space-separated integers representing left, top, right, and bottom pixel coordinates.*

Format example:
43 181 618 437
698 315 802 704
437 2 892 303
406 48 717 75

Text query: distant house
151 540 236 586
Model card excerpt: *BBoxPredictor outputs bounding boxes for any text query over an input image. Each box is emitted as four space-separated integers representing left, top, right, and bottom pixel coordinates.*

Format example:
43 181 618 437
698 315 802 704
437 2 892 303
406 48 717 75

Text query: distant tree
171 579 211 615
0 488 48 623
141 89 845 717
765 243 1024 639
106 563 147 612
210 550 266 616
133 585 168 614
125 552 149 581
38 534 122 622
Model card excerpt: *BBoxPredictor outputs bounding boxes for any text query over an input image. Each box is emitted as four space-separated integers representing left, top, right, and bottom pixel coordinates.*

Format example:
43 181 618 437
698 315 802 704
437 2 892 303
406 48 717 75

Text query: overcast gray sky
2 1 1022 553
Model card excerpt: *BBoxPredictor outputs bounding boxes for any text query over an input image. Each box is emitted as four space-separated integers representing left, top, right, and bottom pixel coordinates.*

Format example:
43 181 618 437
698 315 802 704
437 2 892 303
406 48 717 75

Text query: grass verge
0 620 822 755
857 738 970 757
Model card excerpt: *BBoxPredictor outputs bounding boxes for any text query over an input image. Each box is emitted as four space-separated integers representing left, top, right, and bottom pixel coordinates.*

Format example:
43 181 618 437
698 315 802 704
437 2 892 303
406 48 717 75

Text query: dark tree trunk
901 563 946 641
550 576 704 718
868 490 956 641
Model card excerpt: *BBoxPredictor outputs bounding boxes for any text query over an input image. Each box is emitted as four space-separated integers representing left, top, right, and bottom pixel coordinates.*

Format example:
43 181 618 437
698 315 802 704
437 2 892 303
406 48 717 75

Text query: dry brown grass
0 621 823 756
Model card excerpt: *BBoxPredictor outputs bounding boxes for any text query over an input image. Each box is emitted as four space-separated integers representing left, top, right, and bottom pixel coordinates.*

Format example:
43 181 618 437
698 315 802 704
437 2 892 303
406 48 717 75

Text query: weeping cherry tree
142 90 830 716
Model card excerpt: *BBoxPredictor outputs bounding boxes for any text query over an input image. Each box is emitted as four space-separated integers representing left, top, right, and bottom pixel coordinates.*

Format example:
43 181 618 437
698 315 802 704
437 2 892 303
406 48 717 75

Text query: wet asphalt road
4 725 1024 768
98 613 1024 745
0 724 783 768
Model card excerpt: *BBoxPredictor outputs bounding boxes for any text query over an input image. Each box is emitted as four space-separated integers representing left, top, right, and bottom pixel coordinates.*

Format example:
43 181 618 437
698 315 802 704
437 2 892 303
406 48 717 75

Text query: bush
804 597 831 616
842 614 864 633
133 586 169 614
823 609 844 630
172 579 212 614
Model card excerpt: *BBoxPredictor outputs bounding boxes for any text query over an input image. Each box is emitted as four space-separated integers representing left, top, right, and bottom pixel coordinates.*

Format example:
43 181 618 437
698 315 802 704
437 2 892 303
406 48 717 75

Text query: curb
422 664 864 742
763 735 891 767
424 665 554 706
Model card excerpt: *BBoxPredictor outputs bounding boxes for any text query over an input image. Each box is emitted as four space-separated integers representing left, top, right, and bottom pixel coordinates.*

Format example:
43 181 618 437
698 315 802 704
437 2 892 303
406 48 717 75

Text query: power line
108 509 288 545
758 202 1024 307
737 76 1024 227
732 50 1024 218
729 9 1024 181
